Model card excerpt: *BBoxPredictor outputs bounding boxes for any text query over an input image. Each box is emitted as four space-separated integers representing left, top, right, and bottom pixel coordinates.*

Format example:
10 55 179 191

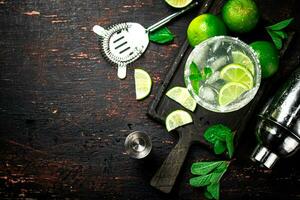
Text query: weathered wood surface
0 0 299 199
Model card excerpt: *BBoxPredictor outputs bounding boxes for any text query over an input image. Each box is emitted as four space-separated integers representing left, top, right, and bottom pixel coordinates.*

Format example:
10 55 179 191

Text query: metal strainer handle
117 63 127 79
146 1 199 33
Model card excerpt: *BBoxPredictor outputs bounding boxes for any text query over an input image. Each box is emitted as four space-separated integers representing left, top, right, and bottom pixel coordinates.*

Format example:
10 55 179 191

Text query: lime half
232 51 255 75
166 86 197 112
218 82 249 106
165 0 192 8
220 64 254 89
134 69 152 100
165 110 193 132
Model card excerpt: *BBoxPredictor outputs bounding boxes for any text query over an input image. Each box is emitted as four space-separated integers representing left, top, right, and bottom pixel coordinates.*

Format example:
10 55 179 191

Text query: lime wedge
220 64 254 89
165 0 192 8
165 110 193 132
166 86 197 112
134 69 152 100
232 51 255 74
218 82 249 106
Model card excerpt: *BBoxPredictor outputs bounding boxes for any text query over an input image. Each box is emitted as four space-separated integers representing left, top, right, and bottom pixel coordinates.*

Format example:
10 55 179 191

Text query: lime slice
166 86 197 112
134 69 152 100
232 51 255 74
218 82 249 106
220 64 254 89
165 110 193 132
165 0 192 8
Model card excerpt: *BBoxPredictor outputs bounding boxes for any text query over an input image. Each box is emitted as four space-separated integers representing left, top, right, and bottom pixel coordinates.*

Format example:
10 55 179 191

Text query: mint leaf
202 66 213 80
266 18 294 31
267 29 282 49
214 140 226 155
189 62 201 94
204 124 231 143
273 30 288 39
190 161 229 200
214 161 229 173
189 174 213 187
204 124 235 157
225 134 234 158
207 183 220 200
191 161 224 175
149 27 174 44
189 172 224 187
189 74 203 81
204 189 214 199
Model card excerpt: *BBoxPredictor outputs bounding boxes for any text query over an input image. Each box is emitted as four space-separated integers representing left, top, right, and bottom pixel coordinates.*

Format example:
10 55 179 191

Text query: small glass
184 36 261 113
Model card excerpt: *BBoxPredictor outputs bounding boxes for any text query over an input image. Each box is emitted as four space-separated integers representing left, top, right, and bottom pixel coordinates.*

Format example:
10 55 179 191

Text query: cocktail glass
184 36 261 113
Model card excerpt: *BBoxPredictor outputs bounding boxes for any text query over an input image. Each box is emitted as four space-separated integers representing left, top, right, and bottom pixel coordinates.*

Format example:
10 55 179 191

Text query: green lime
166 86 197 112
165 0 192 8
187 14 227 47
232 51 255 75
250 41 279 78
220 64 254 89
218 82 249 106
222 0 259 33
134 69 152 100
165 110 193 132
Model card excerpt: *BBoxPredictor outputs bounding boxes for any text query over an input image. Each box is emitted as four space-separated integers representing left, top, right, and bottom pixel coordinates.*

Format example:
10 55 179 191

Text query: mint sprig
265 18 293 49
204 124 234 158
189 62 213 94
149 27 174 44
189 161 229 200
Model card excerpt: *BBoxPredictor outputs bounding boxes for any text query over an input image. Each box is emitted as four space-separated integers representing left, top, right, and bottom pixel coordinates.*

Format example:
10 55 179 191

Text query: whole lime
250 41 279 78
187 14 227 47
222 0 259 33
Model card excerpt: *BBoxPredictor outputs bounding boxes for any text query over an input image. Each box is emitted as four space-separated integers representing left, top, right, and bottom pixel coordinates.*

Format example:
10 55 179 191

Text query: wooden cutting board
147 0 294 193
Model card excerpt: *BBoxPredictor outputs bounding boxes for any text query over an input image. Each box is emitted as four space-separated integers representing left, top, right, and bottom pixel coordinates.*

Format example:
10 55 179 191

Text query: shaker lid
251 145 279 169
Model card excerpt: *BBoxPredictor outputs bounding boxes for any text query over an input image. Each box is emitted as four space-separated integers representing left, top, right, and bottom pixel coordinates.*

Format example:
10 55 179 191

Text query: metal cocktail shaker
251 68 300 168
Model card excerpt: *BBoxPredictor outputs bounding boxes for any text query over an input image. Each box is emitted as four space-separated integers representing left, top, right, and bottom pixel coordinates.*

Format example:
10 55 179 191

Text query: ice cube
213 79 226 90
199 86 216 102
226 45 233 54
212 40 222 53
192 45 210 66
210 56 229 71
206 71 220 84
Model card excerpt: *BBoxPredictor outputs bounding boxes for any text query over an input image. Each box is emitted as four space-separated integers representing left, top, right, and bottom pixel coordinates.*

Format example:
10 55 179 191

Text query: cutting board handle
150 132 192 193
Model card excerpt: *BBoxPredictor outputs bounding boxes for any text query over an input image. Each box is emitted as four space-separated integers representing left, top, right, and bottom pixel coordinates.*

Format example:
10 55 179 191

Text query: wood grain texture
0 0 299 199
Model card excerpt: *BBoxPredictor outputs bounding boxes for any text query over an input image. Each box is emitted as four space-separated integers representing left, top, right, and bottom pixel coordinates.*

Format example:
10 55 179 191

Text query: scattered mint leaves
273 30 288 39
189 161 230 200
265 18 293 49
204 190 214 199
207 183 220 200
191 161 223 175
267 29 283 49
204 124 234 158
266 18 294 31
149 27 174 44
214 140 226 155
225 133 234 158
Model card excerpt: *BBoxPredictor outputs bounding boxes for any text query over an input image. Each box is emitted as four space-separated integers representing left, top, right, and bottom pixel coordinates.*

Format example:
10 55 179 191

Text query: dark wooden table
0 0 299 199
